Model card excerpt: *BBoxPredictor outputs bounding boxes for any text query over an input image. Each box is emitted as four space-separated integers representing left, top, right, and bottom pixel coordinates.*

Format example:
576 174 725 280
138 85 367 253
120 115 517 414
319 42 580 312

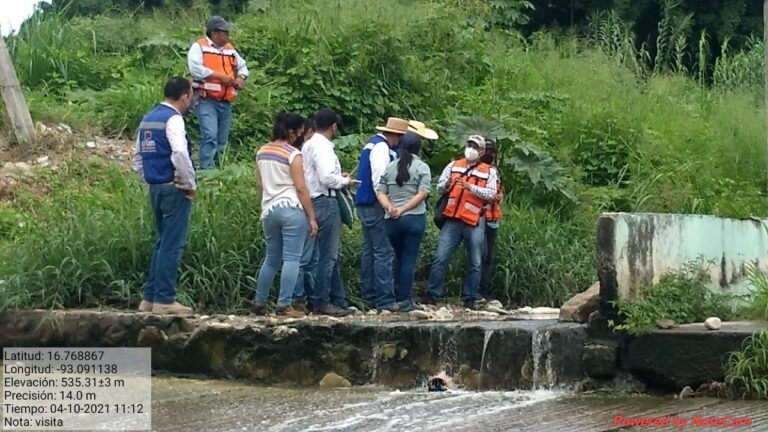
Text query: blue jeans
479 225 499 298
294 234 316 304
331 252 348 309
358 204 396 308
295 237 347 309
386 213 426 310
195 98 232 169
427 218 486 303
254 206 309 307
143 184 192 304
308 196 345 310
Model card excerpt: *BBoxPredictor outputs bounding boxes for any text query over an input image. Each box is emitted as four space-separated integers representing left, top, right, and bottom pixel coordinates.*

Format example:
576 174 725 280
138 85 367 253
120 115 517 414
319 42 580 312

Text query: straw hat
375 117 409 134
408 120 439 140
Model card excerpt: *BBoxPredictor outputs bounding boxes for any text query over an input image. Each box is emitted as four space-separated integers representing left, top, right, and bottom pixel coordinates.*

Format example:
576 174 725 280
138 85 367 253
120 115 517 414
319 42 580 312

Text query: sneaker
418 294 436 305
315 304 352 317
276 306 306 318
152 302 193 315
138 300 153 312
463 300 476 311
377 303 400 313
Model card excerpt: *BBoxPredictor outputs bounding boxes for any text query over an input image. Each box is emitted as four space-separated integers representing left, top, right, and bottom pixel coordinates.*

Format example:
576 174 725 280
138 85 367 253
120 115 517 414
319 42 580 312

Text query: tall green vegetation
0 0 764 312
726 331 768 400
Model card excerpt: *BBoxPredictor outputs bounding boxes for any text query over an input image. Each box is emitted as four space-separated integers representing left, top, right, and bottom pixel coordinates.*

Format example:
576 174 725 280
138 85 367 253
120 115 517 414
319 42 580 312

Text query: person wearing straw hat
407 120 439 141
354 117 409 312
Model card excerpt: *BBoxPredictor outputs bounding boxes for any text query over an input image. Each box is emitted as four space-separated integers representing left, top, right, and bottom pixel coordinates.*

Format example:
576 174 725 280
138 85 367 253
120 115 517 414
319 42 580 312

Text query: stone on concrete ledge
582 343 618 379
704 317 721 330
319 372 352 388
559 282 600 323
657 319 676 330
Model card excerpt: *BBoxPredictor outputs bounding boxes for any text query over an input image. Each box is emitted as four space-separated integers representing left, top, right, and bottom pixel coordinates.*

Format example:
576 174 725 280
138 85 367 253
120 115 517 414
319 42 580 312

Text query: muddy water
149 377 768 432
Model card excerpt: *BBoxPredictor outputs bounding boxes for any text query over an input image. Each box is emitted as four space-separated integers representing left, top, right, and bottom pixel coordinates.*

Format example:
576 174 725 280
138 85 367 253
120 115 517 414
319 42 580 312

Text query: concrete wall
597 213 768 304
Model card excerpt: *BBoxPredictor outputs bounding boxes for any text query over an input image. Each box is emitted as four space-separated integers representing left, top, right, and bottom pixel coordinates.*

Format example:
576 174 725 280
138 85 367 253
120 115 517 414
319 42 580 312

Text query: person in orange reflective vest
187 16 249 169
478 138 503 301
421 135 499 310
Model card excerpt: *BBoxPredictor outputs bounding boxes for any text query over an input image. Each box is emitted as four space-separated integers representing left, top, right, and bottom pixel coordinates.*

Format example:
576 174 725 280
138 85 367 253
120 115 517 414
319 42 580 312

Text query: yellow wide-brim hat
408 120 438 140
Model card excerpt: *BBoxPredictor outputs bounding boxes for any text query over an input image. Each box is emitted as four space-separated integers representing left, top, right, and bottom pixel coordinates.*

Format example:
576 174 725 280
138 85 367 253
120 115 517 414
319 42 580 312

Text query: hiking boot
245 299 268 316
315 304 352 317
138 300 153 312
377 303 400 313
418 294 436 305
463 300 476 311
276 306 306 318
152 302 193 315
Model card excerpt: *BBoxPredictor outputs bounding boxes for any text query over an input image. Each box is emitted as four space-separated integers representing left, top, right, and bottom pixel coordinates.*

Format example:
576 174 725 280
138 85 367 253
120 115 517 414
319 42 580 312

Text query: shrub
610 262 738 335
726 331 768 399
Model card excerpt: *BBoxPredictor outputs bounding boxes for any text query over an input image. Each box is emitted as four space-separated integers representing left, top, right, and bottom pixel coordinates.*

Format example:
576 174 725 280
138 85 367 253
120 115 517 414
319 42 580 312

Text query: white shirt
131 102 197 190
302 132 350 198
187 37 249 81
369 133 392 189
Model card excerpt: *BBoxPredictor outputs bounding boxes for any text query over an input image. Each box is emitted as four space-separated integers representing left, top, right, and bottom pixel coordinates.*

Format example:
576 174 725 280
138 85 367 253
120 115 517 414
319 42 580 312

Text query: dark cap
484 138 497 151
314 108 342 130
206 16 231 32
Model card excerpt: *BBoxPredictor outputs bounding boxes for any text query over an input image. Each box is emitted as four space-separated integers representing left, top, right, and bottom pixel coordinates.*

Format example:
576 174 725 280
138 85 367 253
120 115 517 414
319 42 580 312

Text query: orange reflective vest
442 158 492 227
486 183 503 222
193 38 239 102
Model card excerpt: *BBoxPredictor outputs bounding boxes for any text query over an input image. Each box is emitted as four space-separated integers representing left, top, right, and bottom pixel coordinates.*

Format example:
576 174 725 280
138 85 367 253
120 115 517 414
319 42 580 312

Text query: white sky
2 0 51 36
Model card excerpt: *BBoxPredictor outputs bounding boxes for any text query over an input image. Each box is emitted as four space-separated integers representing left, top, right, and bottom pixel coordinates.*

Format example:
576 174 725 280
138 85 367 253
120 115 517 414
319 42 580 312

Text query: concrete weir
0 310 586 390
0 309 764 392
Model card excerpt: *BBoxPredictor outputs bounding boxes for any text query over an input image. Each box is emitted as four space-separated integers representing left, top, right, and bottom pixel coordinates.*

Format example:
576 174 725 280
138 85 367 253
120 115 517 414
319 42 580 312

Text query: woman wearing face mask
249 111 319 318
421 135 498 310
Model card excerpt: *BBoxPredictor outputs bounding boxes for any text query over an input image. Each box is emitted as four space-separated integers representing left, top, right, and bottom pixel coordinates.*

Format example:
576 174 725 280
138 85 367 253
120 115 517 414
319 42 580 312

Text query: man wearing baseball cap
422 134 498 310
187 16 250 169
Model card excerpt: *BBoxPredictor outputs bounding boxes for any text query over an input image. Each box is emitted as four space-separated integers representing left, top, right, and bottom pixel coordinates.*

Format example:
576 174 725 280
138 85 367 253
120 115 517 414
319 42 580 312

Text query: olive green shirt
377 156 431 218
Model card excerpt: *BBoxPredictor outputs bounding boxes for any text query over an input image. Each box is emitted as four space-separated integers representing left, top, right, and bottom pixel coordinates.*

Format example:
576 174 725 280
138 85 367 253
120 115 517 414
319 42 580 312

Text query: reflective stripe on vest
194 38 238 102
486 183 503 222
442 158 492 227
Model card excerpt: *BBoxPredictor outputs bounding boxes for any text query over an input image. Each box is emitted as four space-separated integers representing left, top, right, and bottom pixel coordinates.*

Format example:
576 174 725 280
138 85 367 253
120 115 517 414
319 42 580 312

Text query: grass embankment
0 0 764 314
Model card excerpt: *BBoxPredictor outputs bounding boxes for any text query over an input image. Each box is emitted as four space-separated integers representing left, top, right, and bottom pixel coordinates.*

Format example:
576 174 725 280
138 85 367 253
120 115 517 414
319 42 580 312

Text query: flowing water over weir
141 377 768 432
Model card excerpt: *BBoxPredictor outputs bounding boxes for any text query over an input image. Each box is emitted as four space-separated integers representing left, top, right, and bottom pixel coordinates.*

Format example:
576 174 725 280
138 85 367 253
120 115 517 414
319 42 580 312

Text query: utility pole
0 25 35 145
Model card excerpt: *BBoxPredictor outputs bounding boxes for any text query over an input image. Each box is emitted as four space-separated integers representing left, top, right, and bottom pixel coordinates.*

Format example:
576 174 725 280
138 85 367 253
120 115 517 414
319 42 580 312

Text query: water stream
145 376 768 432
531 327 555 390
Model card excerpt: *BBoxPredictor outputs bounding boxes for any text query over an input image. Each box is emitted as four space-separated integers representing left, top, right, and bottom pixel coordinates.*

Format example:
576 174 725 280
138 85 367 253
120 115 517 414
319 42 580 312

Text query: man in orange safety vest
187 16 249 169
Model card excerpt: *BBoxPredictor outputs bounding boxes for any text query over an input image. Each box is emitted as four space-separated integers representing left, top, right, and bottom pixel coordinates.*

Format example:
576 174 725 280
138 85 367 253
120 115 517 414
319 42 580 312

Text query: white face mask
465 147 480 161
